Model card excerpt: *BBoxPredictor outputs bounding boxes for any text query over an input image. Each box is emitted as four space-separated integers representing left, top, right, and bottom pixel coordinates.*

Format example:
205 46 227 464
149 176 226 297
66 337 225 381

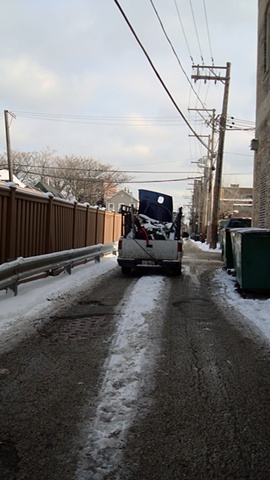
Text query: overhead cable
189 0 204 63
226 116 255 131
11 111 186 127
149 0 211 119
113 0 210 152
174 0 194 63
203 0 214 64
13 163 204 174
16 168 202 183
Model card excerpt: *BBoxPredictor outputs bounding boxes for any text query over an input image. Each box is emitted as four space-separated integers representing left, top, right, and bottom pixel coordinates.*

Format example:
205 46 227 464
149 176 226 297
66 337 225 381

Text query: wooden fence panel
96 209 105 244
86 208 98 246
74 204 87 249
103 212 115 244
52 200 74 252
0 185 122 264
15 191 49 259
113 213 122 241
0 189 9 264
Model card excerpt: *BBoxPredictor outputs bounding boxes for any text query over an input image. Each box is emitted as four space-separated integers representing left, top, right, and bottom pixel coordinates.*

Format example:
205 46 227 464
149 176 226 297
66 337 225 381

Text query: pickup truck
117 189 183 274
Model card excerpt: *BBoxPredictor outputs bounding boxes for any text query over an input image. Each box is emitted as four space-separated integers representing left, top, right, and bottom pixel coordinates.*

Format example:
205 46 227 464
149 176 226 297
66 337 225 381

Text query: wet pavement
1 240 270 479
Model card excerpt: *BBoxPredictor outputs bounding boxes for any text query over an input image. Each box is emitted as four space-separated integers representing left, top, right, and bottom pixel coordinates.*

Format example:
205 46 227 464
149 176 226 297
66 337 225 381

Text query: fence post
73 201 78 249
7 185 17 261
112 212 116 242
95 208 99 244
46 194 54 254
103 209 106 244
85 204 89 247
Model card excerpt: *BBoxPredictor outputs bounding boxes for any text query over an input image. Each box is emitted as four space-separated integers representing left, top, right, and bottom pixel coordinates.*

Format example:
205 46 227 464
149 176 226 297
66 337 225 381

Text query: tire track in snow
75 275 168 479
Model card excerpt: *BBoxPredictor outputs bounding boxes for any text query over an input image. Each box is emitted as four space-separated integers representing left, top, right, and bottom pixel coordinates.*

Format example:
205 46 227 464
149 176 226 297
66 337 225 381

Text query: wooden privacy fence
0 184 122 264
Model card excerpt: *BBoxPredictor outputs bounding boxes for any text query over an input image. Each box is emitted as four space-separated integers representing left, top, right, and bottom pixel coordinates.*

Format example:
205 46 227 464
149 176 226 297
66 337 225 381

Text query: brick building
252 0 270 227
219 185 253 218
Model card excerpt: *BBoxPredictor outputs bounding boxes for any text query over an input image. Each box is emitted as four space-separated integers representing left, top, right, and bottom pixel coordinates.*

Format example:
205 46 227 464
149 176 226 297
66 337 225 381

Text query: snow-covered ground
1 246 270 346
193 240 270 344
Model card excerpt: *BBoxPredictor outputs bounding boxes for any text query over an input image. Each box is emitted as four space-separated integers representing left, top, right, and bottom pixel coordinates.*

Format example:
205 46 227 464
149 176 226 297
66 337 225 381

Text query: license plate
141 260 155 266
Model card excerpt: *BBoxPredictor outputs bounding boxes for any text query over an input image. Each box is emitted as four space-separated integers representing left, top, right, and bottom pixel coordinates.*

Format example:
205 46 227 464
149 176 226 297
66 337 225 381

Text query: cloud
0 0 258 211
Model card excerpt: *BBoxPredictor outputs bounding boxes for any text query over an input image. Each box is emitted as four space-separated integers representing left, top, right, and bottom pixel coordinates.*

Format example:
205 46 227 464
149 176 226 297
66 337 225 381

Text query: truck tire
122 266 132 274
171 264 182 276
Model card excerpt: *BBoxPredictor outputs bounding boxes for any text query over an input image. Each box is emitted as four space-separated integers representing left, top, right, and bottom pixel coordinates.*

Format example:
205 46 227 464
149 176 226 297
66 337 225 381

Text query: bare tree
4 149 130 205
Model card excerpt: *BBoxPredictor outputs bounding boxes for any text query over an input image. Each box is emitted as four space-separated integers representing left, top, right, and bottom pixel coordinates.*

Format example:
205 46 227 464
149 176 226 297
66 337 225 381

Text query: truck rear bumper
117 257 181 270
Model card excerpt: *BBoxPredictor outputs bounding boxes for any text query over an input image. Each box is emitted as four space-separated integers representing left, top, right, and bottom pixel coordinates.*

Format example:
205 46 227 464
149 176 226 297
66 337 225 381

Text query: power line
16 168 202 184
174 0 194 64
226 116 255 131
149 0 211 118
11 111 187 127
189 0 204 63
203 0 214 64
12 163 205 174
113 0 210 152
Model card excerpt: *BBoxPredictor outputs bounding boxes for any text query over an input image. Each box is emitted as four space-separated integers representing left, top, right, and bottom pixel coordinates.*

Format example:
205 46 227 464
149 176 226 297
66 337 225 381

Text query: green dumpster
222 218 252 269
230 228 270 291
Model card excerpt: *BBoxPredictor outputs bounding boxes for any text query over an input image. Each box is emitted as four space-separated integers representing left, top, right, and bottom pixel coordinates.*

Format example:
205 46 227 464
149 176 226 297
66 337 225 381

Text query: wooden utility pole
4 110 16 182
188 107 216 242
191 63 231 248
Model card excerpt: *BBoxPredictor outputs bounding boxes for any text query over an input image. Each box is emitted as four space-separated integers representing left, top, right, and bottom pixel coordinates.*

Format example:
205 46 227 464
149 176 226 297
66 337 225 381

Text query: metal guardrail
0 242 118 296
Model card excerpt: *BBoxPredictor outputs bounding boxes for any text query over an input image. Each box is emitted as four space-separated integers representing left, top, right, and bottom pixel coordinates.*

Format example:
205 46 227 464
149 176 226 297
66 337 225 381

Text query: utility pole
189 134 209 241
4 110 16 182
188 108 216 242
192 63 231 248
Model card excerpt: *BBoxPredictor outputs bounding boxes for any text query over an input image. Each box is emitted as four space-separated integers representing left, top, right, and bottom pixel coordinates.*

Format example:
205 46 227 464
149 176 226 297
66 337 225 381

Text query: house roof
106 189 138 203
35 181 63 198
0 169 26 188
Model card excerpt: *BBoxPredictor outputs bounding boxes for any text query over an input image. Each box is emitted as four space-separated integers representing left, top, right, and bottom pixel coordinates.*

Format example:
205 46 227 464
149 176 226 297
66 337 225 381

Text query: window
108 203 114 211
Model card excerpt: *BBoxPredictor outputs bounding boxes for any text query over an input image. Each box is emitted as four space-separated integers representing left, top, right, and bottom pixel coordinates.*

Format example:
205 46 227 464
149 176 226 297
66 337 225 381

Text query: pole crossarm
191 65 229 83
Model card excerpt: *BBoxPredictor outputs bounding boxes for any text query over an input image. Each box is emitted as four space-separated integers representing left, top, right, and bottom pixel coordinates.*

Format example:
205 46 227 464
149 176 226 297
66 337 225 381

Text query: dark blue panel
138 189 173 222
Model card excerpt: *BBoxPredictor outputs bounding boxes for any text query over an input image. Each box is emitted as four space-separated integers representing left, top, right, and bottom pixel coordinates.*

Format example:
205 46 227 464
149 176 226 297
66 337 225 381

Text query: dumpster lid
230 227 270 235
225 218 252 230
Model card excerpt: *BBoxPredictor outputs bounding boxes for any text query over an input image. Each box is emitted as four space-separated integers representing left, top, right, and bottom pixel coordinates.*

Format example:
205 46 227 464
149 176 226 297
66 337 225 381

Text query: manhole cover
51 315 111 340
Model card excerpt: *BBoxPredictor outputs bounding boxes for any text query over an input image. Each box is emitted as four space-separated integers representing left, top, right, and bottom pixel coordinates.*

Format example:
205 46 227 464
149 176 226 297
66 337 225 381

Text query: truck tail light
118 239 122 250
177 241 182 253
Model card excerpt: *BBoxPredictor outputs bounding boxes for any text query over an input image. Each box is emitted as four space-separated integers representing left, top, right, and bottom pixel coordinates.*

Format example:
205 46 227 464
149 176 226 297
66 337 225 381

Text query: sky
0 1 257 216
1 244 270 477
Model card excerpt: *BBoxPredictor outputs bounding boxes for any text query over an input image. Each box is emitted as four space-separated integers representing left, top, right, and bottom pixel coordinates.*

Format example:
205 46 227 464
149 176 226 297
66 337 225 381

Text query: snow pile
214 268 270 342
0 256 117 352
127 213 176 240
76 275 168 479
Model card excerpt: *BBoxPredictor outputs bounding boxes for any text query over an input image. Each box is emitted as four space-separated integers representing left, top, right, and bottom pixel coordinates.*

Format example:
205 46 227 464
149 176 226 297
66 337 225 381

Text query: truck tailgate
119 238 180 260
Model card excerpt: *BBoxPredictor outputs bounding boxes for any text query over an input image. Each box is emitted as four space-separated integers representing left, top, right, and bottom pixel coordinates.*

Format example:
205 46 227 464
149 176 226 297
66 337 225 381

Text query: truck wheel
122 266 131 274
171 265 182 276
